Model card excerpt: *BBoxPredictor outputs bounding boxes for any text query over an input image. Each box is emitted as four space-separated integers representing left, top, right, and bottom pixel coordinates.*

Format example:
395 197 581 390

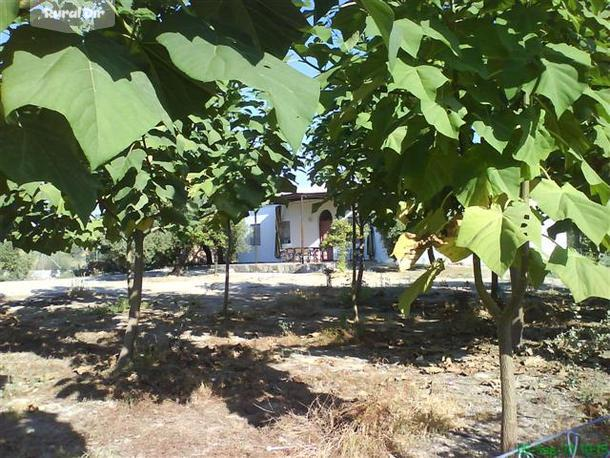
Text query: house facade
237 191 391 264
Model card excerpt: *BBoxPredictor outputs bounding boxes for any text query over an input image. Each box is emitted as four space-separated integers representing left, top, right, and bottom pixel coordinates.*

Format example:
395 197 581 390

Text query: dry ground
0 267 608 457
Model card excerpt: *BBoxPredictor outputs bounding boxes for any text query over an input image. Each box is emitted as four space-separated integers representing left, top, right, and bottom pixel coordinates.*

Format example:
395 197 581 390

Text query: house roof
271 191 328 203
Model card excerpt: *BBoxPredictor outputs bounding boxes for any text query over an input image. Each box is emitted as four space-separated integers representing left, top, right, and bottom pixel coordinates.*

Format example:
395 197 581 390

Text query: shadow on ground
0 278 606 440
0 410 86 457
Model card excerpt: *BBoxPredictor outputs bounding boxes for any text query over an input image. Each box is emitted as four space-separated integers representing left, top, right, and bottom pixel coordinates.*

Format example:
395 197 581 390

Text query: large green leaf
105 149 147 184
545 43 592 68
454 146 521 206
547 247 610 302
0 0 18 31
420 99 462 139
532 59 586 117
390 62 448 101
156 15 320 152
0 111 98 221
397 260 445 315
388 19 423 68
358 0 394 46
456 204 529 275
531 179 610 245
472 119 510 154
191 0 308 58
511 110 556 173
2 28 169 169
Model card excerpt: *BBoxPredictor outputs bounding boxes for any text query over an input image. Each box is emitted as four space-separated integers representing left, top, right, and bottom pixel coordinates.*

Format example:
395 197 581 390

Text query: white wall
237 199 337 263
237 205 277 263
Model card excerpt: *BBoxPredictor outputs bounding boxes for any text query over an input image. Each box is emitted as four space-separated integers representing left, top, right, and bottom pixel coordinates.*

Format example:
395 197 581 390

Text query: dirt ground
0 266 608 457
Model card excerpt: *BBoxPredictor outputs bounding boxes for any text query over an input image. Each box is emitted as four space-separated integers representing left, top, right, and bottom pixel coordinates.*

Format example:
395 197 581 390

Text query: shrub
321 219 352 271
0 242 33 281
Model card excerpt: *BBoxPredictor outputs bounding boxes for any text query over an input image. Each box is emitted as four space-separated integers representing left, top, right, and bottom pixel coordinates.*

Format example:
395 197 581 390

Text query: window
280 221 291 244
249 224 261 246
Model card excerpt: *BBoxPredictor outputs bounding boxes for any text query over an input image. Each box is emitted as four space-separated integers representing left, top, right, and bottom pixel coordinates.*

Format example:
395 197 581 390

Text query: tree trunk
223 221 232 319
427 246 435 264
350 207 360 323
511 305 524 350
214 247 220 274
355 220 366 314
115 229 145 372
510 181 530 351
498 315 518 452
171 247 190 276
202 245 213 265
491 272 499 301
472 255 519 453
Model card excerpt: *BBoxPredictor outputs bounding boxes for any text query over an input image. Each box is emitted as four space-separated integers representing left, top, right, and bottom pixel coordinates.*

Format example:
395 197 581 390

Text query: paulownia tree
185 88 299 317
304 0 610 451
0 1 322 367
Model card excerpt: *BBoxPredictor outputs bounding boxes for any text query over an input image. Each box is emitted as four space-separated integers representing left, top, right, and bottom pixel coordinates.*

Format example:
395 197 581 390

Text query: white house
237 191 391 264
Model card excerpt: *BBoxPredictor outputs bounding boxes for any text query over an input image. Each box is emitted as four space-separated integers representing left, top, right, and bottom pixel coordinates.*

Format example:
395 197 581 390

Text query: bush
321 219 352 271
0 242 33 281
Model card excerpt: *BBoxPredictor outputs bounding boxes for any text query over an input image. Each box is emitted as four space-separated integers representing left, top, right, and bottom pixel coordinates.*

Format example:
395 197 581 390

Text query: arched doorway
319 210 333 261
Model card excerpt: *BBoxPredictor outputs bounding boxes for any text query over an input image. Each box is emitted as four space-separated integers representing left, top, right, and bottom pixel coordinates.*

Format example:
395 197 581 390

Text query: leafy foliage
320 218 352 271
0 1 320 218
303 0 610 304
0 241 33 281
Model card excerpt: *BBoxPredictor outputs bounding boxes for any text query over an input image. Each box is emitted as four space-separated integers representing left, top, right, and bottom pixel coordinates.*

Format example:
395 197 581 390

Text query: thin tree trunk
351 206 357 286
498 314 518 452
511 181 530 351
472 255 519 453
355 220 366 307
491 272 499 301
223 221 232 319
350 206 359 323
115 229 145 372
511 304 524 350
427 246 435 264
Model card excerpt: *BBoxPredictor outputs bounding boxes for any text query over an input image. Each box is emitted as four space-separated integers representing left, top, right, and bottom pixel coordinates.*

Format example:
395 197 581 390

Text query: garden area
1 268 608 457
0 0 609 457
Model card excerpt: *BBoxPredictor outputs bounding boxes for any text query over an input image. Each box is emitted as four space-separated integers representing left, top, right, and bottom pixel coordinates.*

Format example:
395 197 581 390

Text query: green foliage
0 2 319 259
90 218 248 274
107 298 151 315
0 0 18 31
0 241 33 281
303 0 610 304
320 219 352 271
2 27 170 170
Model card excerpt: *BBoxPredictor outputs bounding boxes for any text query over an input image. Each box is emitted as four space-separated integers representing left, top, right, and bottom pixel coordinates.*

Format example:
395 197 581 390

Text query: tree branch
473 254 502 318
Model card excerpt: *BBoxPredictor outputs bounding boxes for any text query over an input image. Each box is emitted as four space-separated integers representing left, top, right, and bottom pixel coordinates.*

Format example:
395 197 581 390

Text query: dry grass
272 382 461 457
308 326 357 348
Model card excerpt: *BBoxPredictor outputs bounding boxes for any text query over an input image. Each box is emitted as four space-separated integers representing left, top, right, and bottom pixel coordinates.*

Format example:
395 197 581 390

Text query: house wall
237 199 392 264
